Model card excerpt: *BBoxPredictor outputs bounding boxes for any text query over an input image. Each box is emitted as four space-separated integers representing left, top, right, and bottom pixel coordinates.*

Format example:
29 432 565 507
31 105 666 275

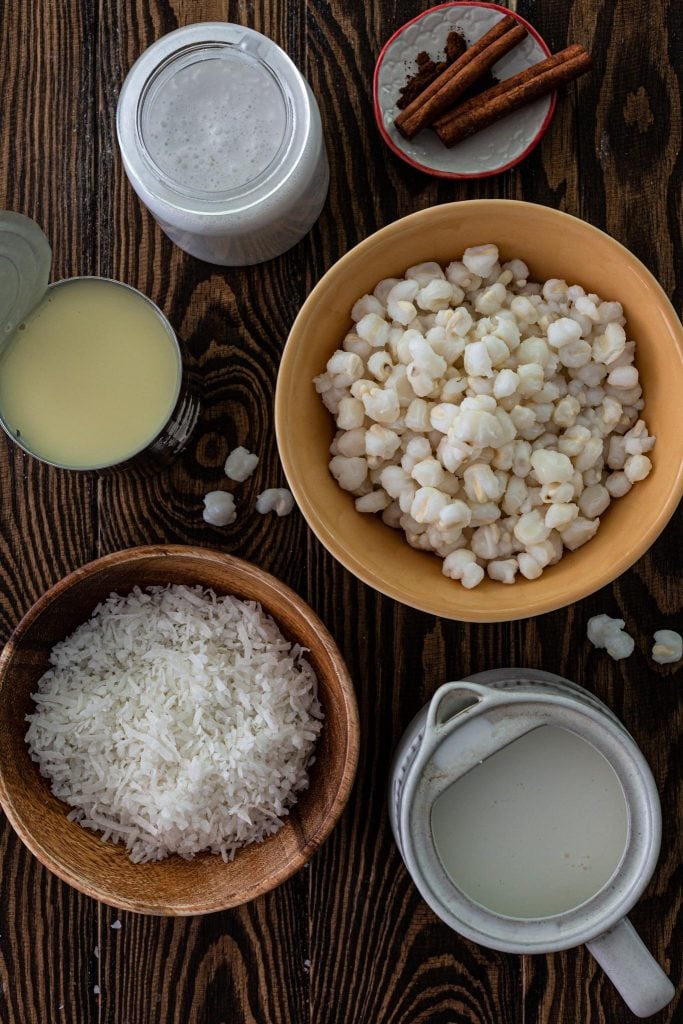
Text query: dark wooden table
1 2 681 1022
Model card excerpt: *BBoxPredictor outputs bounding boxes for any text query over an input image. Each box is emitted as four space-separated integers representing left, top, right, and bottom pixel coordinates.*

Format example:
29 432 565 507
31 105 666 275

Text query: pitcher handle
413 681 542 786
586 917 675 1018
425 680 505 733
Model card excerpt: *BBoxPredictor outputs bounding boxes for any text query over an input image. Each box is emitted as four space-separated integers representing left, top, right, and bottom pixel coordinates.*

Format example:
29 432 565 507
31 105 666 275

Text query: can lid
0 212 52 344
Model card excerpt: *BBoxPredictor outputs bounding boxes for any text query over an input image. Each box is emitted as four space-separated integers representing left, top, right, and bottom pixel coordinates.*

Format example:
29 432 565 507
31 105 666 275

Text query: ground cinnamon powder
397 30 497 112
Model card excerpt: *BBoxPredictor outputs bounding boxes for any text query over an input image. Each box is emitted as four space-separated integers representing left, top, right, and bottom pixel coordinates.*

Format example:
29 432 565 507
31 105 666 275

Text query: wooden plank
303 3 522 1022
93 2 311 1022
515 1 683 1021
0 2 101 1022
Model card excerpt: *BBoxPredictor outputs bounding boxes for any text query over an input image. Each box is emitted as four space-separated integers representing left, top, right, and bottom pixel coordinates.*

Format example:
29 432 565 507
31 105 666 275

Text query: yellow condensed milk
0 278 180 469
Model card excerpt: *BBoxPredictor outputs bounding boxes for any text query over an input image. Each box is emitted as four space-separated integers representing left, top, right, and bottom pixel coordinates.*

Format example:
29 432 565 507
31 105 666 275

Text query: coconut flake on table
25 585 323 864
225 446 259 482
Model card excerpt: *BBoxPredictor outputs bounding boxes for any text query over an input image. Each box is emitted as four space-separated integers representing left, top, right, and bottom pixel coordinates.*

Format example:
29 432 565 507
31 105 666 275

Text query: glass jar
116 23 329 266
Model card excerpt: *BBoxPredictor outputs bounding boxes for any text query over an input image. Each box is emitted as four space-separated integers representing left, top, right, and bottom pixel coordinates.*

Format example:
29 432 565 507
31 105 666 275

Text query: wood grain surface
0 1 680 1022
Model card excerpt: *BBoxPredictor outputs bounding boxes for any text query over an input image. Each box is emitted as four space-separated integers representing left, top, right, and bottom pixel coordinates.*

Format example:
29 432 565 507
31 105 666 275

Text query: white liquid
145 54 287 193
118 27 329 265
431 726 629 919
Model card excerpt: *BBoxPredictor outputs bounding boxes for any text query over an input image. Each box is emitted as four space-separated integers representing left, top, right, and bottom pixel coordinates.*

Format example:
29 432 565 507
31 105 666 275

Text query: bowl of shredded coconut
276 200 683 620
0 546 358 914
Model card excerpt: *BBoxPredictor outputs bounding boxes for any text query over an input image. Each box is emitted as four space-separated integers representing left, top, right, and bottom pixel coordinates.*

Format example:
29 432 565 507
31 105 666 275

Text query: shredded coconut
26 585 323 863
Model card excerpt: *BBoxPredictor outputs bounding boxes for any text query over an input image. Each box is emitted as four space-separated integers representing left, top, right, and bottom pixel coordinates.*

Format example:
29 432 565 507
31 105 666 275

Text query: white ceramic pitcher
389 668 675 1018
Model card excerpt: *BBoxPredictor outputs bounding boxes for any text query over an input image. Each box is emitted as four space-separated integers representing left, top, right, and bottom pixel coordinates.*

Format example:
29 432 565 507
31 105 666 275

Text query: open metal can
0 211 199 474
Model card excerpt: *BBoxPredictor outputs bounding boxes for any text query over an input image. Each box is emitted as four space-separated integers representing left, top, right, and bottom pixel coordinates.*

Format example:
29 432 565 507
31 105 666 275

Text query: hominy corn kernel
337 428 366 458
463 244 500 278
545 502 579 530
518 552 544 580
316 245 653 587
329 455 368 492
587 614 635 661
579 484 611 519
203 490 237 527
411 486 449 524
412 457 445 488
652 630 683 665
224 446 259 483
442 548 484 588
365 425 401 460
352 294 384 322
355 490 391 514
487 558 518 584
624 453 652 483
255 489 295 517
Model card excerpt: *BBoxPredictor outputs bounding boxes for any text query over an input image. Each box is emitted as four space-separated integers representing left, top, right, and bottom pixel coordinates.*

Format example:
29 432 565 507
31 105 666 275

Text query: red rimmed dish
373 1 556 179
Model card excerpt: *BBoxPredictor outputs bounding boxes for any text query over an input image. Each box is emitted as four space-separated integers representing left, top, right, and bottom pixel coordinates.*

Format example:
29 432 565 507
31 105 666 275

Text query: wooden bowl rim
0 545 360 914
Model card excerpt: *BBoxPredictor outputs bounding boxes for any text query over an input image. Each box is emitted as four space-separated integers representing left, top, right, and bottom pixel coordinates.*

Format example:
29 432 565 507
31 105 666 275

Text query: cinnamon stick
395 16 527 140
433 44 592 147
433 43 587 130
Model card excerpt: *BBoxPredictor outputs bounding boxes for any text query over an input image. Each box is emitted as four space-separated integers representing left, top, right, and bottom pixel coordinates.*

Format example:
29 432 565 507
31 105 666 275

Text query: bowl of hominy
275 200 683 621
0 546 359 914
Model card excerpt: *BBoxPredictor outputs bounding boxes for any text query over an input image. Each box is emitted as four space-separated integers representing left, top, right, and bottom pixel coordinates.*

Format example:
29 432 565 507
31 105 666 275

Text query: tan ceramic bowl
276 200 683 621
0 546 359 915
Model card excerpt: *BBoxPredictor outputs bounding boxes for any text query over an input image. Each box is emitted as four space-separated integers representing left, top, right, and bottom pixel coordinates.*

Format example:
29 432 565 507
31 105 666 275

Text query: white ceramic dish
373 1 555 178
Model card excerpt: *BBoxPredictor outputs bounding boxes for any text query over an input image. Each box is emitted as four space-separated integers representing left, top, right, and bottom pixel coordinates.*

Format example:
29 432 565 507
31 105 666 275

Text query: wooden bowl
0 546 359 915
276 200 683 622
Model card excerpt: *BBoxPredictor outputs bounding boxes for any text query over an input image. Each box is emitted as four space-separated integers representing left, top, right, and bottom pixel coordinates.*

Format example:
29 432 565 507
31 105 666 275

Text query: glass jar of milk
116 23 329 266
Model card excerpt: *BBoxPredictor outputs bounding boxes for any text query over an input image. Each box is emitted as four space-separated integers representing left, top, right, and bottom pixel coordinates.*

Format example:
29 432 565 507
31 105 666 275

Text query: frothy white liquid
431 725 629 919
145 54 287 192
118 27 329 263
